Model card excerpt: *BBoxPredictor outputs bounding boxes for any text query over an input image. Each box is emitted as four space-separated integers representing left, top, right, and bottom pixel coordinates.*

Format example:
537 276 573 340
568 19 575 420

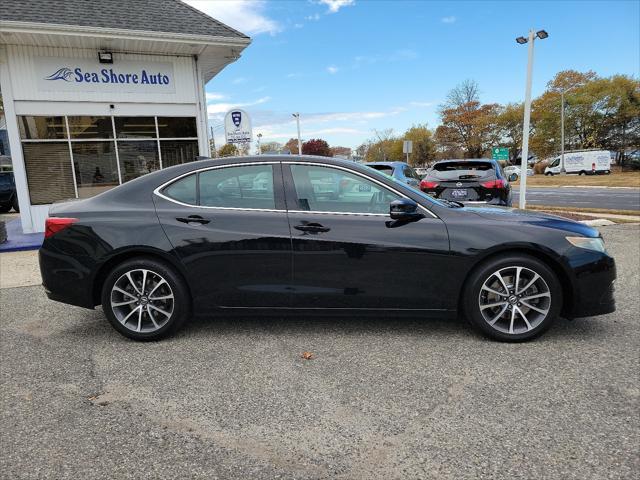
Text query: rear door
153 161 292 310
283 162 450 310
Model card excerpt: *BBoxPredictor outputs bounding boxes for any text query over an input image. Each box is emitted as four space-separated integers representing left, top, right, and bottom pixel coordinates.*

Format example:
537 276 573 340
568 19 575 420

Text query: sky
185 0 640 151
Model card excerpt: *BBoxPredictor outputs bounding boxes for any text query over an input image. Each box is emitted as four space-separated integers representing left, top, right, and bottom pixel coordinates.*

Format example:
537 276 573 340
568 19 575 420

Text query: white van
544 150 611 175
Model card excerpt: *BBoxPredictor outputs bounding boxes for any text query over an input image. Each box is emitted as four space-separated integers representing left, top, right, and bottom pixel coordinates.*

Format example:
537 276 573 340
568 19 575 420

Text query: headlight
566 236 606 253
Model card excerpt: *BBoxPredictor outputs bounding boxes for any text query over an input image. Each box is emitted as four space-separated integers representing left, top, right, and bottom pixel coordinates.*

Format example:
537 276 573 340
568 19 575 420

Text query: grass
511 171 640 188
526 205 640 223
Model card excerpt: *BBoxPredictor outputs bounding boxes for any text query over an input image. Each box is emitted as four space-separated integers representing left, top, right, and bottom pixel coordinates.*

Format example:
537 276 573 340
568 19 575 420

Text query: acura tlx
39 156 615 342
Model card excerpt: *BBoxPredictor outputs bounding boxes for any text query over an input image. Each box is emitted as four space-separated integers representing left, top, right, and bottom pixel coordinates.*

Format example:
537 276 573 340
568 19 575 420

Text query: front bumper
565 252 616 319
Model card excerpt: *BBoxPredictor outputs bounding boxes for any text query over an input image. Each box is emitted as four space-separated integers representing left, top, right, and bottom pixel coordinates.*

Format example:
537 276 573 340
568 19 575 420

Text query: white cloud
354 49 419 67
294 23 304 29
232 77 248 85
207 96 271 115
305 13 321 21
183 0 281 36
318 0 356 14
441 16 456 24
205 92 227 102
327 65 339 74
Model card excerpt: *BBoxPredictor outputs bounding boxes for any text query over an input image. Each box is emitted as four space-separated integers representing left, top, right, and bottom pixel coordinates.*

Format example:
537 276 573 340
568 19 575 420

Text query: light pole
516 29 548 209
292 113 302 155
256 133 262 155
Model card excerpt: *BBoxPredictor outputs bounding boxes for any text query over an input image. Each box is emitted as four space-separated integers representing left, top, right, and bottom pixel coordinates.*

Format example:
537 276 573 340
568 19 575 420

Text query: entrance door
154 162 292 309
283 163 450 311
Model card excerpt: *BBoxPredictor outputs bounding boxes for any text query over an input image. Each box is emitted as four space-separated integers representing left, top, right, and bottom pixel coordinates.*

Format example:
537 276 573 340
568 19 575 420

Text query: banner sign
36 57 175 94
224 109 252 145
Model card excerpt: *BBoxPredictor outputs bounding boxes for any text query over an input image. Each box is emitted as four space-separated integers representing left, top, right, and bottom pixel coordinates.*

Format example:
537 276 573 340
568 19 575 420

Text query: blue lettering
118 73 125 83
91 72 99 83
74 67 83 82
132 74 138 83
109 69 118 83
141 70 149 84
161 75 169 85
101 69 109 82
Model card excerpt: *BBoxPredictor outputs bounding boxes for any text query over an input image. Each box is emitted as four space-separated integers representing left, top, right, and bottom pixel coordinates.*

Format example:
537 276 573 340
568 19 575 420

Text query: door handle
176 215 210 225
294 222 330 233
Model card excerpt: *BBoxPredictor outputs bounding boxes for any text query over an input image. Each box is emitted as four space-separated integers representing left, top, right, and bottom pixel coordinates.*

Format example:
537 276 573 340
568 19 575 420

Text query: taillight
481 179 506 189
420 180 439 189
44 217 78 238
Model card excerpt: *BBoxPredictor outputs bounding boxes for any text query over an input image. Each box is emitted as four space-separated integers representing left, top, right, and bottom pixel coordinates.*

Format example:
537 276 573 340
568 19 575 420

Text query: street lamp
516 29 548 209
256 133 262 155
292 113 302 155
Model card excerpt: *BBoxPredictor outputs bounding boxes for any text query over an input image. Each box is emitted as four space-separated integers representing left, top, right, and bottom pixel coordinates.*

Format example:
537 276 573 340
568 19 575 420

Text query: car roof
434 159 495 164
364 161 408 167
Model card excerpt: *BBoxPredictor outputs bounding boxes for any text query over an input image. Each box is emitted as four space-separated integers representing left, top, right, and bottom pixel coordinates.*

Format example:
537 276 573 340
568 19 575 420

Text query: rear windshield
367 165 394 174
433 161 493 172
0 174 13 185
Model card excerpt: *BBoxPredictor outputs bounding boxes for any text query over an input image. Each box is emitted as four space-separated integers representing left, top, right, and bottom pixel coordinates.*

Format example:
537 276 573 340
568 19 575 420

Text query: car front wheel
463 255 562 342
101 257 191 341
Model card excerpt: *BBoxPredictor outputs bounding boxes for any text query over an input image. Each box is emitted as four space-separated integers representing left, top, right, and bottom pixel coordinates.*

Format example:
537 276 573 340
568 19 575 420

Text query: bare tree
443 79 481 111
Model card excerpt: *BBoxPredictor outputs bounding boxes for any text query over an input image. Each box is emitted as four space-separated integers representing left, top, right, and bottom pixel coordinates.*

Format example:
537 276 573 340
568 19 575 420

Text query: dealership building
0 0 250 232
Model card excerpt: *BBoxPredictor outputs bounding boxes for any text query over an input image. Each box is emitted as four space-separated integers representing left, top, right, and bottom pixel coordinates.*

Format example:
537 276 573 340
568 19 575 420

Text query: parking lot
1 224 638 479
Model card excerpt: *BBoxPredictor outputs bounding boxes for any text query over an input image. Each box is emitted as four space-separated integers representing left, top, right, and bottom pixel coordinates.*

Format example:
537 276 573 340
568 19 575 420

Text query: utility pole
292 113 302 155
516 29 548 209
256 133 262 155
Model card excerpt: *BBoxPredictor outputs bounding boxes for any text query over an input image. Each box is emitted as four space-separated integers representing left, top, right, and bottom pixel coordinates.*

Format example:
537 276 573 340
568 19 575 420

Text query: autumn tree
260 141 283 154
217 143 238 157
284 138 300 154
330 146 352 158
302 138 331 156
402 124 436 166
496 103 524 163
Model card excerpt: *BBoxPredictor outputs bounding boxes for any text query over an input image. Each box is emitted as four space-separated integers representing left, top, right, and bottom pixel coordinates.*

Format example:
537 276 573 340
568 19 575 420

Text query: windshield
433 161 493 171
367 165 394 175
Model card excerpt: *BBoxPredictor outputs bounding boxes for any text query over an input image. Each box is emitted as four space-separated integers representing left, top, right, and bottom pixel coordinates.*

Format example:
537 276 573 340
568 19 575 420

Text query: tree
402 124 436 166
260 141 283 154
302 138 331 156
284 138 299 154
443 79 480 110
217 143 238 157
439 100 501 158
495 103 524 163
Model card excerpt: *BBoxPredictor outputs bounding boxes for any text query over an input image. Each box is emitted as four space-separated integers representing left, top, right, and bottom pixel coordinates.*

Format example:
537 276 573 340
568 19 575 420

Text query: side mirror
390 198 422 220
508 173 518 182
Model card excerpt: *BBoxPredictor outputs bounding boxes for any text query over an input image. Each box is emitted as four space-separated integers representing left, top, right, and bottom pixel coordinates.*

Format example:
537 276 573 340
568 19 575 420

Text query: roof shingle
0 0 249 39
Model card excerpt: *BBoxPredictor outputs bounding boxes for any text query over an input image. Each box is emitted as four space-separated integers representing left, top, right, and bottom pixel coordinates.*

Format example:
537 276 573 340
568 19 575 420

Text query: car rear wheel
463 255 562 342
101 257 190 341
0 203 10 213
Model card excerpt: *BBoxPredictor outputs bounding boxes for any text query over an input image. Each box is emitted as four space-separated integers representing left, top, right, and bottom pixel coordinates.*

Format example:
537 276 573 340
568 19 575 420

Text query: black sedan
420 159 514 206
39 155 615 342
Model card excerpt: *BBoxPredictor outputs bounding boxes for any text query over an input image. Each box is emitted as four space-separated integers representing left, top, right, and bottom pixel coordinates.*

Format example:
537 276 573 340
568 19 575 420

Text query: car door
283 162 450 311
153 161 292 310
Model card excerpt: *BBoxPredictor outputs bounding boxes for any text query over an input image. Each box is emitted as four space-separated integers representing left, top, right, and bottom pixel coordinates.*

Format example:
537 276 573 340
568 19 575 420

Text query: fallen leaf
301 351 314 360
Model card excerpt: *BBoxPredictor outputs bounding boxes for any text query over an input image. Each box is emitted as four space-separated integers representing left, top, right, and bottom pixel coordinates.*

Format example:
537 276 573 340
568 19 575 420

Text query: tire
0 204 10 213
12 197 19 213
545 172 553 176
100 257 191 341
579 171 585 176
462 254 562 342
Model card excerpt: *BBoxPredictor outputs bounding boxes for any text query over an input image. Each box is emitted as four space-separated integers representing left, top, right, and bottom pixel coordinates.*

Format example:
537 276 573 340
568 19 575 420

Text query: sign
492 147 509 160
36 57 175 94
224 109 252 146
403 140 413 154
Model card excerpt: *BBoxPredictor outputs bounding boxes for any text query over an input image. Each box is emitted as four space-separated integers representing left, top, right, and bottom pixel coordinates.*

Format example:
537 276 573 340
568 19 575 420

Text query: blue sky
186 0 640 150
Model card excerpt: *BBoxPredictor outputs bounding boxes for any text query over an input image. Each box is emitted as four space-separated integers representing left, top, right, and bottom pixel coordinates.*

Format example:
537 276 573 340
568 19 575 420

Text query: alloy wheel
478 266 551 335
110 269 174 333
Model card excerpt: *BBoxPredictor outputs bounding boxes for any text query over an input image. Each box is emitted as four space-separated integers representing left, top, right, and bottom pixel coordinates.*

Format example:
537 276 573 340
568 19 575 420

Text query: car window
163 173 197 205
433 161 493 171
199 164 275 210
290 164 400 214
404 167 420 180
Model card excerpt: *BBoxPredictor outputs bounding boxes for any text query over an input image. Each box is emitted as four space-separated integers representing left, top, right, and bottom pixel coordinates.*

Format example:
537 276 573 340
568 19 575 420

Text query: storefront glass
18 115 199 202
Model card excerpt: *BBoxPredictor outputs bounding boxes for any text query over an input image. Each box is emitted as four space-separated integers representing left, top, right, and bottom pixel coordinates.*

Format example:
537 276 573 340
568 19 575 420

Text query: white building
0 0 250 232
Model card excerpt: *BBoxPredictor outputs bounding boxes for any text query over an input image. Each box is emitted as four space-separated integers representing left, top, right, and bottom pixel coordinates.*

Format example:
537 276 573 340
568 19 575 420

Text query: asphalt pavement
1 224 639 479
512 186 640 210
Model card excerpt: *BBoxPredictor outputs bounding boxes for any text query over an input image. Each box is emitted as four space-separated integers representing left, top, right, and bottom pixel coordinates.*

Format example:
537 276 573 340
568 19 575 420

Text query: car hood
461 205 600 237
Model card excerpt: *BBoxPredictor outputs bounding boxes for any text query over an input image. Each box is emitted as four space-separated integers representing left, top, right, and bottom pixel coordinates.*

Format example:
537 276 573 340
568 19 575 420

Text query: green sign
492 147 509 160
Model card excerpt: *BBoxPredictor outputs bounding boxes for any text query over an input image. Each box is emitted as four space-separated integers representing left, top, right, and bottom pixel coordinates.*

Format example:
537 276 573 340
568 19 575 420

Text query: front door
153 162 292 310
283 163 450 311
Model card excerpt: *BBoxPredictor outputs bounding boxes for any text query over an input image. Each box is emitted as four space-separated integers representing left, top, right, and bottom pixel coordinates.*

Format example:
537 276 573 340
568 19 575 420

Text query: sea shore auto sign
224 109 252 146
36 57 175 94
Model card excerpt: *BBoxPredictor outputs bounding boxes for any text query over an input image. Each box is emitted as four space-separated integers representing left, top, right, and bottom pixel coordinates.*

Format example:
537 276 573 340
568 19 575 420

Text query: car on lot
420 159 514 206
504 165 534 179
544 150 611 175
39 155 616 342
365 161 421 188
0 171 19 213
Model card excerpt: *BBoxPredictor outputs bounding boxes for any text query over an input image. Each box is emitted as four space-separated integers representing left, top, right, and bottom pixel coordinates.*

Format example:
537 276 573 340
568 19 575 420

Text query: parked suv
0 172 19 213
420 159 514 206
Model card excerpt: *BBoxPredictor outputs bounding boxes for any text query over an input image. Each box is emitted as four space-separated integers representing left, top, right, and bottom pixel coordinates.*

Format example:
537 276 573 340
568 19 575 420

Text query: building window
22 143 75 205
18 115 199 204
71 142 119 198
160 140 199 168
